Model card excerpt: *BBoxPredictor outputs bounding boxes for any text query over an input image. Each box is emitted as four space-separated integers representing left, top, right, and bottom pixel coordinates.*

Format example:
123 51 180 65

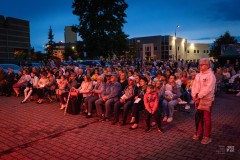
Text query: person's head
199 58 211 72
8 68 14 73
119 73 126 81
84 75 91 82
60 75 66 80
151 80 156 86
18 70 23 76
70 73 76 80
181 71 188 78
96 75 103 83
155 80 163 88
30 72 36 77
139 76 148 87
216 68 222 74
134 74 140 84
40 72 47 78
78 69 83 75
128 76 135 86
146 84 155 93
128 70 133 77
168 75 176 83
191 72 197 80
110 73 118 83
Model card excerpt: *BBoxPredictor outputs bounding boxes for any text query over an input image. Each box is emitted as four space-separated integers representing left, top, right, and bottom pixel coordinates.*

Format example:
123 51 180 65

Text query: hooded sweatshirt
191 68 216 111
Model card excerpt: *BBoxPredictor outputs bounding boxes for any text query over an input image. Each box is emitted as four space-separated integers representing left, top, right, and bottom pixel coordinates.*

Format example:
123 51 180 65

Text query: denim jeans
162 99 178 117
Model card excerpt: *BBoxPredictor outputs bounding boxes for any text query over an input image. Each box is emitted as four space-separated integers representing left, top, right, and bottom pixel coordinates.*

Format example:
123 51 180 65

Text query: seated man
95 73 122 121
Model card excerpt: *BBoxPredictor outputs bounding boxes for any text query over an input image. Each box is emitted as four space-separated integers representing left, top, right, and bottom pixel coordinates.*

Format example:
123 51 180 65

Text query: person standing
191 58 216 145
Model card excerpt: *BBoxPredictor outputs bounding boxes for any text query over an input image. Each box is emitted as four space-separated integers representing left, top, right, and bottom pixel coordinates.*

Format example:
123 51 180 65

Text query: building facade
0 16 30 62
64 26 77 44
130 35 210 61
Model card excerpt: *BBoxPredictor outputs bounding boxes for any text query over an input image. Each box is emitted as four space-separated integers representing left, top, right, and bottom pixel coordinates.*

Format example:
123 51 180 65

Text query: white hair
199 58 211 67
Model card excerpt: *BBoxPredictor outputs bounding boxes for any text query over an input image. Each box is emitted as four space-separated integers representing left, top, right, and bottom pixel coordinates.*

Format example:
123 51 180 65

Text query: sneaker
151 122 156 126
129 117 135 124
178 100 188 105
167 117 173 123
192 134 200 141
189 100 194 104
104 118 110 122
236 92 240 97
185 104 191 110
201 137 212 144
129 124 138 130
145 127 151 132
86 114 92 118
157 128 164 133
60 104 66 110
162 116 168 122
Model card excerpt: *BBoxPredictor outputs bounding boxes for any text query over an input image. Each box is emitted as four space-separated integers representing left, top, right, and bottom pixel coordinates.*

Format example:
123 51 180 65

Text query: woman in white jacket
191 58 216 145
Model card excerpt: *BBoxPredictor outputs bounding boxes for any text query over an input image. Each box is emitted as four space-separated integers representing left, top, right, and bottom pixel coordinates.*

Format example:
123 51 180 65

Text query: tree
72 0 129 59
210 31 237 58
45 26 55 55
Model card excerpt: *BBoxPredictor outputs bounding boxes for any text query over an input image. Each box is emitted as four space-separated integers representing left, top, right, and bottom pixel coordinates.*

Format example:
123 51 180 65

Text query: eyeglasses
199 64 208 66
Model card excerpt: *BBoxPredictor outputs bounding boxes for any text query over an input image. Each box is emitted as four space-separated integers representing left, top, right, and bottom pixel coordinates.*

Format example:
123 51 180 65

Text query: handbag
69 88 78 97
198 98 213 112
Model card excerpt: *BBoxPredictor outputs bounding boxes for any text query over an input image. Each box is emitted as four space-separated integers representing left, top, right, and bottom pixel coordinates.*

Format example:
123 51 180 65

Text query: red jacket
144 91 159 113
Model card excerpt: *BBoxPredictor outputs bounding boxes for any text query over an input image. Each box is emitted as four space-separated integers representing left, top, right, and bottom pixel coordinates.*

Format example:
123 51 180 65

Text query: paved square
0 94 239 159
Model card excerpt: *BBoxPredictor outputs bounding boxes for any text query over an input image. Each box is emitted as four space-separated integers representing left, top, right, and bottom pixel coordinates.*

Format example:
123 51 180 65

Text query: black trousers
131 101 144 124
145 110 162 128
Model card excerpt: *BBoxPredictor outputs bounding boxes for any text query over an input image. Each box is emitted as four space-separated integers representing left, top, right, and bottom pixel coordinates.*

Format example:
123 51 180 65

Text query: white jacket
191 68 216 101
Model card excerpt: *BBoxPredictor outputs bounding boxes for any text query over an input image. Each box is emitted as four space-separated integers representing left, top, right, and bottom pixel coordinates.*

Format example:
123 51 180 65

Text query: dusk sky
1 0 240 52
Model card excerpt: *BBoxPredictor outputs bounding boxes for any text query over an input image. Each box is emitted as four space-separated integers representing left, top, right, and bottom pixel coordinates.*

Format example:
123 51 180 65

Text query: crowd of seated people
0 58 239 132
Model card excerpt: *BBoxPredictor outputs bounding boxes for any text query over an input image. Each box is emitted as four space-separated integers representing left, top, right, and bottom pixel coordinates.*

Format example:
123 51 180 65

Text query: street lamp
175 25 180 61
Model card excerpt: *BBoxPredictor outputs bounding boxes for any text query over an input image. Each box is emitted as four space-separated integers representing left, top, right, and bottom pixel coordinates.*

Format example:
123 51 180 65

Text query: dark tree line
72 0 129 59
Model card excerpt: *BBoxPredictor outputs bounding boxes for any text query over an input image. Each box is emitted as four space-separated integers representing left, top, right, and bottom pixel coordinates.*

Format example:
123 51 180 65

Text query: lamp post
175 25 180 61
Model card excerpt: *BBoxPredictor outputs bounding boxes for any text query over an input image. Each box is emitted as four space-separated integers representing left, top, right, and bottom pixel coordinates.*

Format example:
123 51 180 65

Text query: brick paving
0 94 239 160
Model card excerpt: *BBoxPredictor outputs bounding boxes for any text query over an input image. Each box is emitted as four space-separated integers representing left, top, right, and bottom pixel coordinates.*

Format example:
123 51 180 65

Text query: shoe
145 127 151 132
201 137 212 144
21 101 26 104
129 124 138 130
189 100 194 104
86 115 92 118
111 120 119 125
37 101 43 104
157 127 164 133
129 117 135 124
185 104 191 110
192 134 200 141
178 100 187 105
236 92 240 96
162 116 168 122
100 117 109 122
60 104 66 110
151 122 156 127
167 117 173 123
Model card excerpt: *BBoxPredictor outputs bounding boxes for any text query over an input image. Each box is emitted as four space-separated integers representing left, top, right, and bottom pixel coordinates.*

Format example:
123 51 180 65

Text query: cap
105 72 112 76
128 76 135 81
